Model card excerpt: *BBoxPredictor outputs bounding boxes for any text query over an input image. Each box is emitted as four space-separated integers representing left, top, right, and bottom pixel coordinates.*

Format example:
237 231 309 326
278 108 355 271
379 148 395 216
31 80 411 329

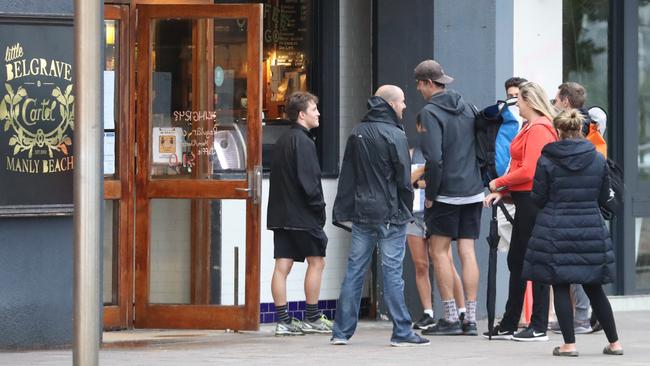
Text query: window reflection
639 3 650 180
562 1 609 112
104 20 118 177
636 217 650 290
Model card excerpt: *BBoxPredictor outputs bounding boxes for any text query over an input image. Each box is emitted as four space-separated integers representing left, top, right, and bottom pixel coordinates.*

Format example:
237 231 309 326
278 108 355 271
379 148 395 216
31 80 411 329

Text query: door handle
236 165 261 204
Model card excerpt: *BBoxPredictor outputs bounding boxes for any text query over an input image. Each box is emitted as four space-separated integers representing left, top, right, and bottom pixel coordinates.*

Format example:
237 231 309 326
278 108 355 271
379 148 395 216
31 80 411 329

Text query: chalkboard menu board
263 0 311 68
0 16 74 216
262 0 312 119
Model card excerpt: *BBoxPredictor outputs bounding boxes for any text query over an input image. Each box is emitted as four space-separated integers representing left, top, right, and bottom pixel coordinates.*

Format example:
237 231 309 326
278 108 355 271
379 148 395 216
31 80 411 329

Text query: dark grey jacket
417 90 484 200
522 139 615 285
267 124 325 230
333 96 413 230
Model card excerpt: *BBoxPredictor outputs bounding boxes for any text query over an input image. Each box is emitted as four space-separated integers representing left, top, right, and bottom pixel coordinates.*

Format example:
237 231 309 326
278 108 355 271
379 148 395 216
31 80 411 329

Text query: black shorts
273 228 328 262
425 201 482 239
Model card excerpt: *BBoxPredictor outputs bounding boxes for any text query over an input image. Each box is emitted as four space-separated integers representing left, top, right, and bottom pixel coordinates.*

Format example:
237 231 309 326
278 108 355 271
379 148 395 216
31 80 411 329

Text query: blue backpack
474 99 521 185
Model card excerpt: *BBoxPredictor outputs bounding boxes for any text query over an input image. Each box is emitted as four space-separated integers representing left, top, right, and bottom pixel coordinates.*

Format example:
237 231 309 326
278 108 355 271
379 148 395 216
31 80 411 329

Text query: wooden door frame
103 3 134 330
134 4 262 330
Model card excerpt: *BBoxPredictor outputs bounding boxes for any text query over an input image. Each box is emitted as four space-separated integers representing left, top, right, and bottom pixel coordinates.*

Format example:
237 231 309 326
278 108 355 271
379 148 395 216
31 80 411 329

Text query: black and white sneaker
413 314 436 330
512 327 549 342
421 318 463 335
481 323 515 340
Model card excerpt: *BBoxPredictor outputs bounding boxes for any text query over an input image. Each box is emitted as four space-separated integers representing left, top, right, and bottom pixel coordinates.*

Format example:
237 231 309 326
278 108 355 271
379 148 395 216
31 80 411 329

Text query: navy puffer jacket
522 139 615 285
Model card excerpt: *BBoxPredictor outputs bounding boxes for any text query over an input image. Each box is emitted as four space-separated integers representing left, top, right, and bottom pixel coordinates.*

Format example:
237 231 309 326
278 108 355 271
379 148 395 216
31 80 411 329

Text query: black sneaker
462 320 478 336
390 333 431 347
421 318 463 335
512 327 549 342
413 313 436 330
481 323 515 340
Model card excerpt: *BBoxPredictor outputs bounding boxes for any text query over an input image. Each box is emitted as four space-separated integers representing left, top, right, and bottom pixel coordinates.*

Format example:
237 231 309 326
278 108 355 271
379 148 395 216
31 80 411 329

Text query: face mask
508 105 523 128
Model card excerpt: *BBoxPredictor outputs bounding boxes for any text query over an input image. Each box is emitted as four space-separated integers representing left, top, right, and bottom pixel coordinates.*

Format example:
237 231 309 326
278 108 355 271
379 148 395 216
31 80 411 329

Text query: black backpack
473 99 519 186
600 158 624 220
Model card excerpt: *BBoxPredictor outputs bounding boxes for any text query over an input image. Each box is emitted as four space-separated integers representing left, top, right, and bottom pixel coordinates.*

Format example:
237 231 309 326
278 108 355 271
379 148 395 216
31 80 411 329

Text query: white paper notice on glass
152 127 183 165
412 163 425 212
104 71 115 130
104 132 116 175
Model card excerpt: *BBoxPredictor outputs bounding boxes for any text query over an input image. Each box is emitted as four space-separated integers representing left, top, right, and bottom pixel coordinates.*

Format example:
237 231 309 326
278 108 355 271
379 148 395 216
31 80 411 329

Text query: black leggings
553 283 619 344
500 191 549 332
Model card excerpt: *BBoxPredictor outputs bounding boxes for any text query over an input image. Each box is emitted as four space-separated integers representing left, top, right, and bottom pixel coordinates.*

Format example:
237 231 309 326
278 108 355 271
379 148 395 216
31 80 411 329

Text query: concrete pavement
1 310 648 365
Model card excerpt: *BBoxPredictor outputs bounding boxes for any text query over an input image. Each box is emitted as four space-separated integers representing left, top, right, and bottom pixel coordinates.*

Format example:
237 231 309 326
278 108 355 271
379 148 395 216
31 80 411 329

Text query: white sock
424 309 434 318
457 307 466 316
443 300 459 322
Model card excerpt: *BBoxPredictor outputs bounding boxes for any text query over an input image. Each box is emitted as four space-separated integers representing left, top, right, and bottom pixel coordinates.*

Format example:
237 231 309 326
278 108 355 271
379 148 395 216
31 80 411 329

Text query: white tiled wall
260 179 350 302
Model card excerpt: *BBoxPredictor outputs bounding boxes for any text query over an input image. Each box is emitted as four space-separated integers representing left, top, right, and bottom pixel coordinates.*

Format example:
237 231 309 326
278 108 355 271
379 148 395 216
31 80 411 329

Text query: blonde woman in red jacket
482 82 558 341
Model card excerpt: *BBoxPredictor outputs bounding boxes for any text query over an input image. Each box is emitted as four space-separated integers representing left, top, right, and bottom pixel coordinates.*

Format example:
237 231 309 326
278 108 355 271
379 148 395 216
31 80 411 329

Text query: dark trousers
500 191 550 332
554 283 619 344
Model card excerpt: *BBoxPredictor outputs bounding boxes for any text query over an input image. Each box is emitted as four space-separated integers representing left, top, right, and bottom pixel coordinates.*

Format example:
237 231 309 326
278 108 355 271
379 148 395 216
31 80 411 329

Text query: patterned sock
443 299 458 322
276 304 291 324
466 301 477 322
424 309 434 318
306 303 320 322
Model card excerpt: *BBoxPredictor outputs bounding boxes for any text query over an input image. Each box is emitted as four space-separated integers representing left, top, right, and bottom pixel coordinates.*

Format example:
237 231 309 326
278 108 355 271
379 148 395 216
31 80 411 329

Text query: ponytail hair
553 108 585 140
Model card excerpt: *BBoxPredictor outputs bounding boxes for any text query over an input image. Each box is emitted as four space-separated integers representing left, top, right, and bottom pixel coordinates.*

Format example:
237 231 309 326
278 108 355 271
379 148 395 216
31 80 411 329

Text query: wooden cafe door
133 4 262 329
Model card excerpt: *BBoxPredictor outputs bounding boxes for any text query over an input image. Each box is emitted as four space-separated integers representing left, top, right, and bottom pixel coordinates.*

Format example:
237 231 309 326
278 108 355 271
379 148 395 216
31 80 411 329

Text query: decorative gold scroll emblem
0 82 74 158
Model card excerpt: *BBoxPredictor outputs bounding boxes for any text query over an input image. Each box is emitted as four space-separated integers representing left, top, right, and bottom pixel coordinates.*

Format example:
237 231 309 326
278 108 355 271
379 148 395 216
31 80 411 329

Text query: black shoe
590 313 603 333
512 327 549 342
421 318 462 335
390 333 431 347
481 323 514 340
413 314 436 330
462 320 478 336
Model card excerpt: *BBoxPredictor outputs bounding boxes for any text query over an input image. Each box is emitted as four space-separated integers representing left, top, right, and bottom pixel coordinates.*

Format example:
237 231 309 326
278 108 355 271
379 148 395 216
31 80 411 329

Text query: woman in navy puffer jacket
522 109 623 357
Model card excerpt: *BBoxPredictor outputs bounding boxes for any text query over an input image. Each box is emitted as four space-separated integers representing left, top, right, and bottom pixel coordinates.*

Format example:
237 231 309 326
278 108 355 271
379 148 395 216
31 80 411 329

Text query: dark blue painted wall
0 217 73 349
375 0 504 321
0 0 74 350
0 0 72 15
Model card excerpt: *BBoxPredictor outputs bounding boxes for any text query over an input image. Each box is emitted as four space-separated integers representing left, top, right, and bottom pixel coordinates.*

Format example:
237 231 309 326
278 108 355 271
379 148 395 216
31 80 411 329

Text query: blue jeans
332 223 415 342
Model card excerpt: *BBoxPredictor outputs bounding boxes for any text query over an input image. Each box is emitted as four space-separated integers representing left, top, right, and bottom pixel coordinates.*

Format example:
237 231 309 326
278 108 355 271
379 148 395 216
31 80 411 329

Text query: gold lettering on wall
1 42 75 174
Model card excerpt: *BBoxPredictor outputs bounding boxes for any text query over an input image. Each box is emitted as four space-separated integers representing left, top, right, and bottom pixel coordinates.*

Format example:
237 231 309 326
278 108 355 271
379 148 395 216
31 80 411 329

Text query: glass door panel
135 4 262 330
149 198 247 306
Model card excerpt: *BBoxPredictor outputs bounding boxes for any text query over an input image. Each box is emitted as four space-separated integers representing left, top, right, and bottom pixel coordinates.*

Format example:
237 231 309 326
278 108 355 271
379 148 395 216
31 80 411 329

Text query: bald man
331 86 430 347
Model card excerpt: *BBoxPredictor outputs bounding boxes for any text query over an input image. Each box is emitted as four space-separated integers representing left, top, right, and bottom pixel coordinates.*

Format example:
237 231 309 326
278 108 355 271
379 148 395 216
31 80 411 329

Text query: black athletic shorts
273 228 328 262
425 201 482 239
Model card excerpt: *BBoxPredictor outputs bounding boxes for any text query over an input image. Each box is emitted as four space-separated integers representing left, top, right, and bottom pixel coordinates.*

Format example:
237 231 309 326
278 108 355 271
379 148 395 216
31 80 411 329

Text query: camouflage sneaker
274 318 305 336
300 314 333 334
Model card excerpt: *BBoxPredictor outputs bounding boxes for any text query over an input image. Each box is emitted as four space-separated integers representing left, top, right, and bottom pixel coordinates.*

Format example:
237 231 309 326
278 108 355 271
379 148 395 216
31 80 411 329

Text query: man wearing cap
413 60 484 336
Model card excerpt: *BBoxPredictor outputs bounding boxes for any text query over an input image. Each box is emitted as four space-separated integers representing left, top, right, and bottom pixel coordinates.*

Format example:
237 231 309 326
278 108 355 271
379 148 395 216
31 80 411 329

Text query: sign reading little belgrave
0 18 74 215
